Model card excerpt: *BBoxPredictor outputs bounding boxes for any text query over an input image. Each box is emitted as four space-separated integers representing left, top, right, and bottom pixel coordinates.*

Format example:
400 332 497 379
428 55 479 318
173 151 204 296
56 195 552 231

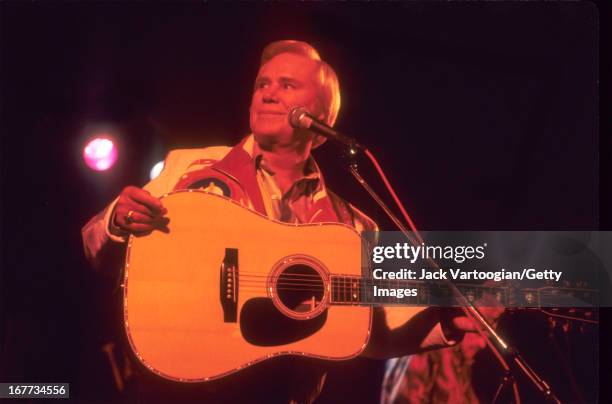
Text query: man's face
249 53 325 147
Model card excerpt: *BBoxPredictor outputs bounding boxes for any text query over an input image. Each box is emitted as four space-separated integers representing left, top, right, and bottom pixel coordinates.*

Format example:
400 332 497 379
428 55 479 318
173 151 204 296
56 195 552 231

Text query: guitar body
124 190 371 382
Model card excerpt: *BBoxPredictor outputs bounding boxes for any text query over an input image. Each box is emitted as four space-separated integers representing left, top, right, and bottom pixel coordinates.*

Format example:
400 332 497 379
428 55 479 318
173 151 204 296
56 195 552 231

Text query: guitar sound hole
276 264 325 314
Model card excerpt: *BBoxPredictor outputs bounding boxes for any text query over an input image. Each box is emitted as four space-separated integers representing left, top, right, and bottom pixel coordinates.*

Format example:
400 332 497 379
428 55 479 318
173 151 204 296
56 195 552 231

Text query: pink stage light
83 137 118 171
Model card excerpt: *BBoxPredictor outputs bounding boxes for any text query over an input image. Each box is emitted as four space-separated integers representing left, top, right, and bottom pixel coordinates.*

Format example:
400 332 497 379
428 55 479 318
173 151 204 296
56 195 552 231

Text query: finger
121 211 167 226
452 316 479 332
115 202 166 226
114 207 154 229
126 189 166 214
153 219 170 234
146 216 170 231
116 196 157 218
478 306 505 322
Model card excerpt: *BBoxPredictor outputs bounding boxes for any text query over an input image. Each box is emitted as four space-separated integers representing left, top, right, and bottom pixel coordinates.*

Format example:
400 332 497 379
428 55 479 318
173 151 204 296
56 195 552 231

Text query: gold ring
125 210 135 224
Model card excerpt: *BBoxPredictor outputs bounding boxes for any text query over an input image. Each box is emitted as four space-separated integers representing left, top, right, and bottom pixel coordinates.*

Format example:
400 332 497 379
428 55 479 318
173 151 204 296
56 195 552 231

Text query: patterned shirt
255 154 325 223
381 347 479 404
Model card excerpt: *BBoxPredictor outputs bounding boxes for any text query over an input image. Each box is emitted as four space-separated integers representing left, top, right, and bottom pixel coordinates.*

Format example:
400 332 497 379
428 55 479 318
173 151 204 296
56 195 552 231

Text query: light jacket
81 135 456 361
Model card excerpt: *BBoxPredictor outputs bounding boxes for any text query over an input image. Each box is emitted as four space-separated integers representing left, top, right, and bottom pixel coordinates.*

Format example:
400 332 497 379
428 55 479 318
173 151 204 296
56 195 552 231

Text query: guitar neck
329 275 492 306
329 275 598 309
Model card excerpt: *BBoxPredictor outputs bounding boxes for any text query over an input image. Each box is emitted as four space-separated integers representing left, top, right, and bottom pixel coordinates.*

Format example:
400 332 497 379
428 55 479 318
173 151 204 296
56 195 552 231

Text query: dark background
0 2 606 403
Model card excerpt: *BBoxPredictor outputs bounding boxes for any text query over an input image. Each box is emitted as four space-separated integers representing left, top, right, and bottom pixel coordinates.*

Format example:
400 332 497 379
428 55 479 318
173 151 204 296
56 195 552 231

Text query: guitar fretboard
330 275 430 305
328 275 597 309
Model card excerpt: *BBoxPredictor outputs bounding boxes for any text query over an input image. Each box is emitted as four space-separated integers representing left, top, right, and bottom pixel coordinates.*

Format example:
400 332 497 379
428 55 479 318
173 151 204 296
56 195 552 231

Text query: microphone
288 107 361 148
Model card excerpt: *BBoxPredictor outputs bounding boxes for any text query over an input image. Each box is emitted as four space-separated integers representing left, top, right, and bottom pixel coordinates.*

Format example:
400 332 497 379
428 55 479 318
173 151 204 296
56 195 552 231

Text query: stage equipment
290 107 563 403
150 160 164 180
83 136 117 171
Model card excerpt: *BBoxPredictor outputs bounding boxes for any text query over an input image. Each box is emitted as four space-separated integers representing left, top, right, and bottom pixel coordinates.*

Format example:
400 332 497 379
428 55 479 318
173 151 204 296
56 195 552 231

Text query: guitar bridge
220 248 238 322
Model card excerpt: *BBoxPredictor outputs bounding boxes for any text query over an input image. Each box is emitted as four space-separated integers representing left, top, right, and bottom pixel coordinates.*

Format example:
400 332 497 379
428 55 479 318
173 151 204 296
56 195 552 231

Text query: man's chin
253 131 293 146
253 132 279 143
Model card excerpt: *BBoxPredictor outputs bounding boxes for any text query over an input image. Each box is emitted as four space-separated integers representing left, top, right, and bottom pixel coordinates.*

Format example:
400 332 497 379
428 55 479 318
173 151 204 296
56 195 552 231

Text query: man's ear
317 111 328 124
311 111 329 149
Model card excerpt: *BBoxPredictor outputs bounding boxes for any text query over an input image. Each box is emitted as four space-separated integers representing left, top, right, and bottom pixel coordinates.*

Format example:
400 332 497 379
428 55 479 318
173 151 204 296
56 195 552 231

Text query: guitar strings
239 271 335 278
239 275 416 288
226 273 596 306
239 274 593 296
237 284 594 307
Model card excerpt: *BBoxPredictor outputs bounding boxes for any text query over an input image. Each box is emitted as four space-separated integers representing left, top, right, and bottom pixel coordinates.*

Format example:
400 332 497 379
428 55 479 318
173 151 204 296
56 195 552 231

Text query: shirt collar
245 134 325 197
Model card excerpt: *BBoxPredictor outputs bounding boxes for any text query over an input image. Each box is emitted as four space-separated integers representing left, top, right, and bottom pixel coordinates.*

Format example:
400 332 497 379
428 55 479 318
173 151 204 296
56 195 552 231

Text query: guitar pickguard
240 298 327 346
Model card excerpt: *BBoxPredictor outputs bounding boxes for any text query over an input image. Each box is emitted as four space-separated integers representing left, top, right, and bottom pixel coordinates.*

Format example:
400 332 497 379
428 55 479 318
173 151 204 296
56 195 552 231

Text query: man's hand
441 293 505 340
111 186 169 236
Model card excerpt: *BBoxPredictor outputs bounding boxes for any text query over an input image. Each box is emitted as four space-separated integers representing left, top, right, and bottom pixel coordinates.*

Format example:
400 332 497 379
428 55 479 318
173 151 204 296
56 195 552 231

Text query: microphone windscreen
288 107 313 129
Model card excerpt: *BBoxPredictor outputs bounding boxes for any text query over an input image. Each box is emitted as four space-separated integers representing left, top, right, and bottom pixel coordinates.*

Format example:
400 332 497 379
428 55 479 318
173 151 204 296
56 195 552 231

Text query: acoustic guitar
124 190 371 382
123 190 597 382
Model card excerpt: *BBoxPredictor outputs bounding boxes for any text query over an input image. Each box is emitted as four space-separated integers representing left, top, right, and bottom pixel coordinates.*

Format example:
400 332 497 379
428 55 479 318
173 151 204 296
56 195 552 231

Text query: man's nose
262 85 279 103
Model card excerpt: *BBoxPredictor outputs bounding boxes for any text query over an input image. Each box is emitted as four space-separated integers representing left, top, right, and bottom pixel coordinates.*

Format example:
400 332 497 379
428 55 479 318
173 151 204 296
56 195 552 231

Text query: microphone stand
340 142 561 404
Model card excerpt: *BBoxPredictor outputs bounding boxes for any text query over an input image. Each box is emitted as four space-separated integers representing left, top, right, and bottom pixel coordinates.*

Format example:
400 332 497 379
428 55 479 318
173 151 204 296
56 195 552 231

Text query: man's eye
256 82 268 89
282 83 295 90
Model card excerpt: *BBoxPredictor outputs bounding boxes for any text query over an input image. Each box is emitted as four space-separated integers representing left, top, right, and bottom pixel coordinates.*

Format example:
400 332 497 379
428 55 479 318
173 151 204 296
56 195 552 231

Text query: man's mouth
258 111 286 116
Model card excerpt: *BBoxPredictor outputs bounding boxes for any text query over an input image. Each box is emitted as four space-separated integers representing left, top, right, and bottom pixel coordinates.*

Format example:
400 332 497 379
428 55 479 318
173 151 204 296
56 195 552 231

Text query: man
82 40 471 403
